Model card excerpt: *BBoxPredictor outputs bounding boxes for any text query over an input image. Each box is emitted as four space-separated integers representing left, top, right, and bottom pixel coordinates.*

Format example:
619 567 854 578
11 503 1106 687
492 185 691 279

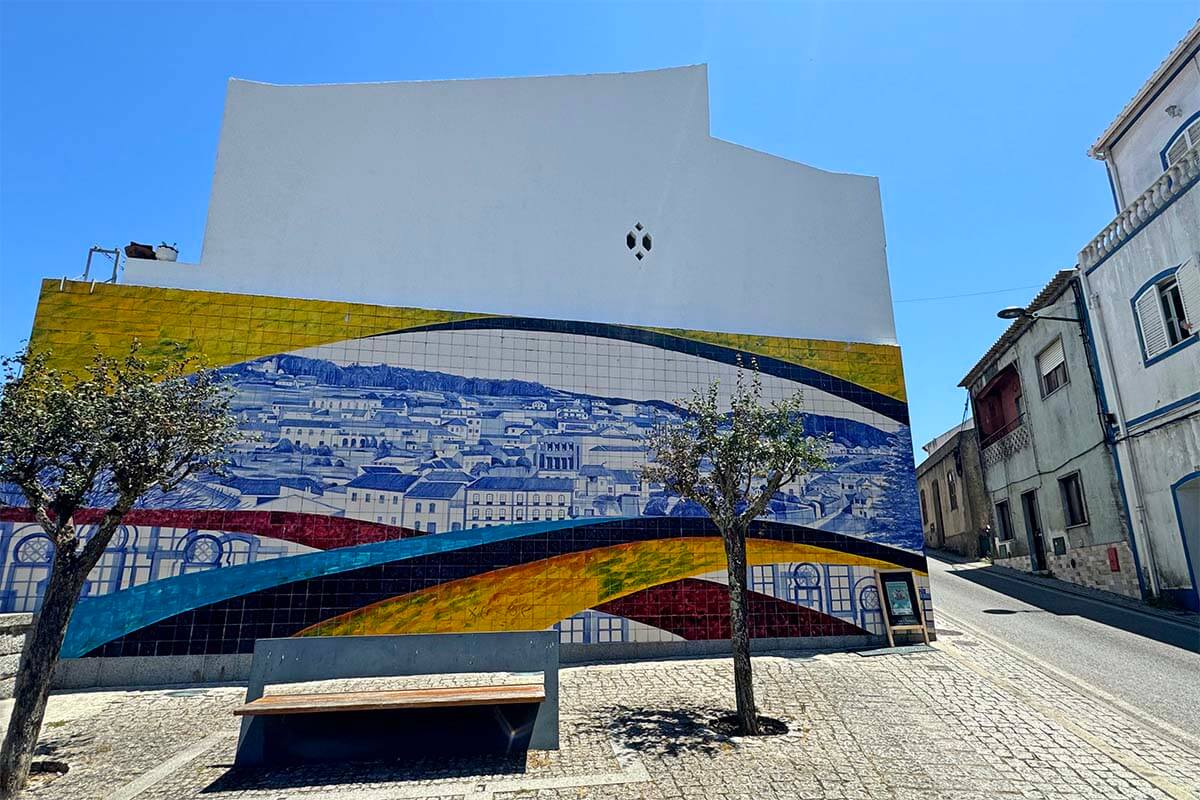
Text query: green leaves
0 342 239 558
641 357 831 531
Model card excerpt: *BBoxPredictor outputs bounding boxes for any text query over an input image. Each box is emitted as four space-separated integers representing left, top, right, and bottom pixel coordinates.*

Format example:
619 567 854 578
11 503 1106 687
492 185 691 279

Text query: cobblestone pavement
7 617 1200 800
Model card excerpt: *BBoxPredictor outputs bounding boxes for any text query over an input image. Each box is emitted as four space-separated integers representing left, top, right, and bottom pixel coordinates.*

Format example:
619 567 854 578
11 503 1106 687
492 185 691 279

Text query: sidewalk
7 624 1200 800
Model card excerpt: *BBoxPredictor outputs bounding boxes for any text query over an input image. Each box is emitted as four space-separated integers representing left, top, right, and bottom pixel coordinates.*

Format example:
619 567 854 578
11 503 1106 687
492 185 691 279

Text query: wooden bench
233 683 546 717
233 632 559 767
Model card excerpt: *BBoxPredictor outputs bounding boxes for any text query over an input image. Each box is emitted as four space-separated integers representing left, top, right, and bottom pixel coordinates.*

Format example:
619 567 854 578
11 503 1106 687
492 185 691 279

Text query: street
927 552 1200 739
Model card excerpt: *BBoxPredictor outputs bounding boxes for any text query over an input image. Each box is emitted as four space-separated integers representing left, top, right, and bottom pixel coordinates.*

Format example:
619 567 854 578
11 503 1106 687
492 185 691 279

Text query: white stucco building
119 65 896 346
1079 21 1200 610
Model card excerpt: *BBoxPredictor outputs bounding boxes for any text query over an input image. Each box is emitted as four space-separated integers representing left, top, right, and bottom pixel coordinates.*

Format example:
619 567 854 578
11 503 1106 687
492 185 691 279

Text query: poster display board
874 569 930 647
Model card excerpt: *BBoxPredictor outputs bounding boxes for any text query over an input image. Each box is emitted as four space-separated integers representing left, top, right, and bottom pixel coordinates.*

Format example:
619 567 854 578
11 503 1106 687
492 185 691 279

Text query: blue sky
1 1 1196 461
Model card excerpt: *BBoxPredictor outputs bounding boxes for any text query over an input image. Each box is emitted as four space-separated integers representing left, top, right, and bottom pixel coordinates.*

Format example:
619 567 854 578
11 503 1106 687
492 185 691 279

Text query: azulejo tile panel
7 280 927 657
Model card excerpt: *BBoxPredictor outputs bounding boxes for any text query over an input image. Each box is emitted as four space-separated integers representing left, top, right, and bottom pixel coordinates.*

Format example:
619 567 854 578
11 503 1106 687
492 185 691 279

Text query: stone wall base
994 540 1141 599
47 633 921 691
0 613 34 700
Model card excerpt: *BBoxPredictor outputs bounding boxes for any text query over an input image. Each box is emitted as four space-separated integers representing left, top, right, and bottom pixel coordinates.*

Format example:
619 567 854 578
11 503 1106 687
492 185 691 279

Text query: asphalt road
926 553 1200 737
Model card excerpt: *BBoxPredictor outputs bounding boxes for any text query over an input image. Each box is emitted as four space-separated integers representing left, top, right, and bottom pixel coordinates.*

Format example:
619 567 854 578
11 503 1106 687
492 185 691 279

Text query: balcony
981 414 1031 467
1080 141 1200 270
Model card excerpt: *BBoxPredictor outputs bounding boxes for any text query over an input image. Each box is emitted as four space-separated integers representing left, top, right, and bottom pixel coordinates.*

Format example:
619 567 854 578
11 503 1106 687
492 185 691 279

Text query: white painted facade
1079 22 1200 610
120 66 896 345
1091 22 1200 209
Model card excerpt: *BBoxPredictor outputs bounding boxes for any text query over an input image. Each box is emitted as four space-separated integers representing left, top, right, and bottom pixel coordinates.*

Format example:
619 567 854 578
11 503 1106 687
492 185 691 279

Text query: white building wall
1080 186 1200 605
1106 52 1199 206
121 66 896 345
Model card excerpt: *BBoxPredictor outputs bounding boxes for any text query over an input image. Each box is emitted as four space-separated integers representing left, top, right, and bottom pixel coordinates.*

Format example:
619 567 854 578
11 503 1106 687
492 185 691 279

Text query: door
932 480 946 548
1020 490 1047 572
1172 473 1200 611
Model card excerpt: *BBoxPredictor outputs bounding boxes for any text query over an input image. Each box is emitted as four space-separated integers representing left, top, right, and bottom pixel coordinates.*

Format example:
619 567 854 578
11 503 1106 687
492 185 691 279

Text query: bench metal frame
235 631 559 766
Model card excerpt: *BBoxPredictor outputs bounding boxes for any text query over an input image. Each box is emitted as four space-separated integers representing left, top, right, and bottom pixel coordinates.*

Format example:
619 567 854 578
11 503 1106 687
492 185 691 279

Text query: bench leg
528 699 559 750
234 716 267 767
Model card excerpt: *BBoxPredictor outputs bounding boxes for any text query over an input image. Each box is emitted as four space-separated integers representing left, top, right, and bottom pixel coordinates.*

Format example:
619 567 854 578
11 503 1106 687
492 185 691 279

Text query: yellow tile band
296 537 917 637
30 279 905 400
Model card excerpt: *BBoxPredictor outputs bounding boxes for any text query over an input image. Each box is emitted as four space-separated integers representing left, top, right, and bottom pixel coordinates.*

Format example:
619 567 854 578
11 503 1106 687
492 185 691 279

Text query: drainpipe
1076 267 1161 598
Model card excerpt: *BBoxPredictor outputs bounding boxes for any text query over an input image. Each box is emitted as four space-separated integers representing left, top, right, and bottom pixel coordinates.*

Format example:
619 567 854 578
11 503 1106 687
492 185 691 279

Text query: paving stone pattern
12 627 1200 800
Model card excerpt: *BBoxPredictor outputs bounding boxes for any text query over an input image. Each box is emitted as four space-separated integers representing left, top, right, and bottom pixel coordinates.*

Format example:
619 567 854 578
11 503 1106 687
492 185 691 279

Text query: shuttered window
1176 258 1200 333
1036 336 1068 397
1135 260 1200 363
1164 118 1200 167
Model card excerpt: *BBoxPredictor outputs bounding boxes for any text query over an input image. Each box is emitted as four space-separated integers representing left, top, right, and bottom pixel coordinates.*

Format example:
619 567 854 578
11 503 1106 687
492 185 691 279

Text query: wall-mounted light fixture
996 306 1079 323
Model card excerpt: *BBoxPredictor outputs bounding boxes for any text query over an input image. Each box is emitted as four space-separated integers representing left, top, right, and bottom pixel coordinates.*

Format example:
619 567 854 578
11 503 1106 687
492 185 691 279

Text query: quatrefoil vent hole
626 222 651 261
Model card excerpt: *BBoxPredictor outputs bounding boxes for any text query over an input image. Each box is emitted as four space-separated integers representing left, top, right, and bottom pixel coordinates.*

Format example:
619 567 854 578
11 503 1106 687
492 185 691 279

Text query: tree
0 344 238 796
641 361 829 735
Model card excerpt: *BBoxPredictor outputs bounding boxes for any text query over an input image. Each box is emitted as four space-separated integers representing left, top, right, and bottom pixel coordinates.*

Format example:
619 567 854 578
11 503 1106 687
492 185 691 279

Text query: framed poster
874 569 930 647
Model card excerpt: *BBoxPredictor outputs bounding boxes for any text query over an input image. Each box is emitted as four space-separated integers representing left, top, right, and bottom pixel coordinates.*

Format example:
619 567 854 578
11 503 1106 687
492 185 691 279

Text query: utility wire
894 284 1044 304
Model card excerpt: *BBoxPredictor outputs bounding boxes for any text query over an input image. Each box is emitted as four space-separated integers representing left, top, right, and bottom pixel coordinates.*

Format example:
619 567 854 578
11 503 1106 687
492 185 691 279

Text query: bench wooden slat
233 683 545 717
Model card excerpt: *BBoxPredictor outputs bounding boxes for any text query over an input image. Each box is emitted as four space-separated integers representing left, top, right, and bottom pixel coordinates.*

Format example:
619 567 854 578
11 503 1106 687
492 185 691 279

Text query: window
558 494 566 505
596 615 625 642
427 522 436 534
429 503 436 513
920 489 928 523
1162 115 1200 168
995 500 1014 541
486 493 494 504
390 516 397 524
364 493 372 503
558 616 587 644
1133 263 1200 362
1036 337 1068 397
947 470 958 511
1059 473 1088 527
827 566 852 613
471 508 479 519
392 496 398 504
515 493 525 503
1160 278 1189 346
533 494 540 505
414 521 421 531
750 565 775 595
415 502 422 513
351 492 358 501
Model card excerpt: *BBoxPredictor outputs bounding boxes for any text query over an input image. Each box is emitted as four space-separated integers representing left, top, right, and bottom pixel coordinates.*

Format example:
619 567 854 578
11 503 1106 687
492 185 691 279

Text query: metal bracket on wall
83 246 122 283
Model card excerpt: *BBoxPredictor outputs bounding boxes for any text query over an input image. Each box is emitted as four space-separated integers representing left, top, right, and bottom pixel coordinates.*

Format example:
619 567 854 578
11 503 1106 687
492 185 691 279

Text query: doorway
932 479 946 548
1171 472 1199 612
1020 490 1047 572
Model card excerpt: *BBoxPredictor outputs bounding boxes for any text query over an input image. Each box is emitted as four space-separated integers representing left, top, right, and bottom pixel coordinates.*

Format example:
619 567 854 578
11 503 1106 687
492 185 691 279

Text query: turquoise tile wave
61 518 610 658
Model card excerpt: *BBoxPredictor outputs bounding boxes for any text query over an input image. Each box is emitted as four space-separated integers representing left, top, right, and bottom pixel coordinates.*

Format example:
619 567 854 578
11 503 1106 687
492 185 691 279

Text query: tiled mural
2 279 930 657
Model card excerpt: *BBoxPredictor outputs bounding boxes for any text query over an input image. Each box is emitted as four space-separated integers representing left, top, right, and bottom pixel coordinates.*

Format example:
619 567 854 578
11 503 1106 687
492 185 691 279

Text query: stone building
1079 21 1200 610
916 421 990 559
961 272 1138 597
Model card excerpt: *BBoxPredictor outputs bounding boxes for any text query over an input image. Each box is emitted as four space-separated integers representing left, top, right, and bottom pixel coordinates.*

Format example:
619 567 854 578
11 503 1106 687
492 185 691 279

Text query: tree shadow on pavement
593 705 734 757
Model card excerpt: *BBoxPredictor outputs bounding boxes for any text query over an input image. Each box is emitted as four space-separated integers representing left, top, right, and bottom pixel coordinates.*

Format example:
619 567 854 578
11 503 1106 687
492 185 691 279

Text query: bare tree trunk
0 551 86 798
721 521 759 735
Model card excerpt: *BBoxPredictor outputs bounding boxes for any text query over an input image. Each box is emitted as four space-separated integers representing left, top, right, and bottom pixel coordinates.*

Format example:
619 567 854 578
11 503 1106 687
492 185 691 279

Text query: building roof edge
958 270 1077 389
1088 20 1200 158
